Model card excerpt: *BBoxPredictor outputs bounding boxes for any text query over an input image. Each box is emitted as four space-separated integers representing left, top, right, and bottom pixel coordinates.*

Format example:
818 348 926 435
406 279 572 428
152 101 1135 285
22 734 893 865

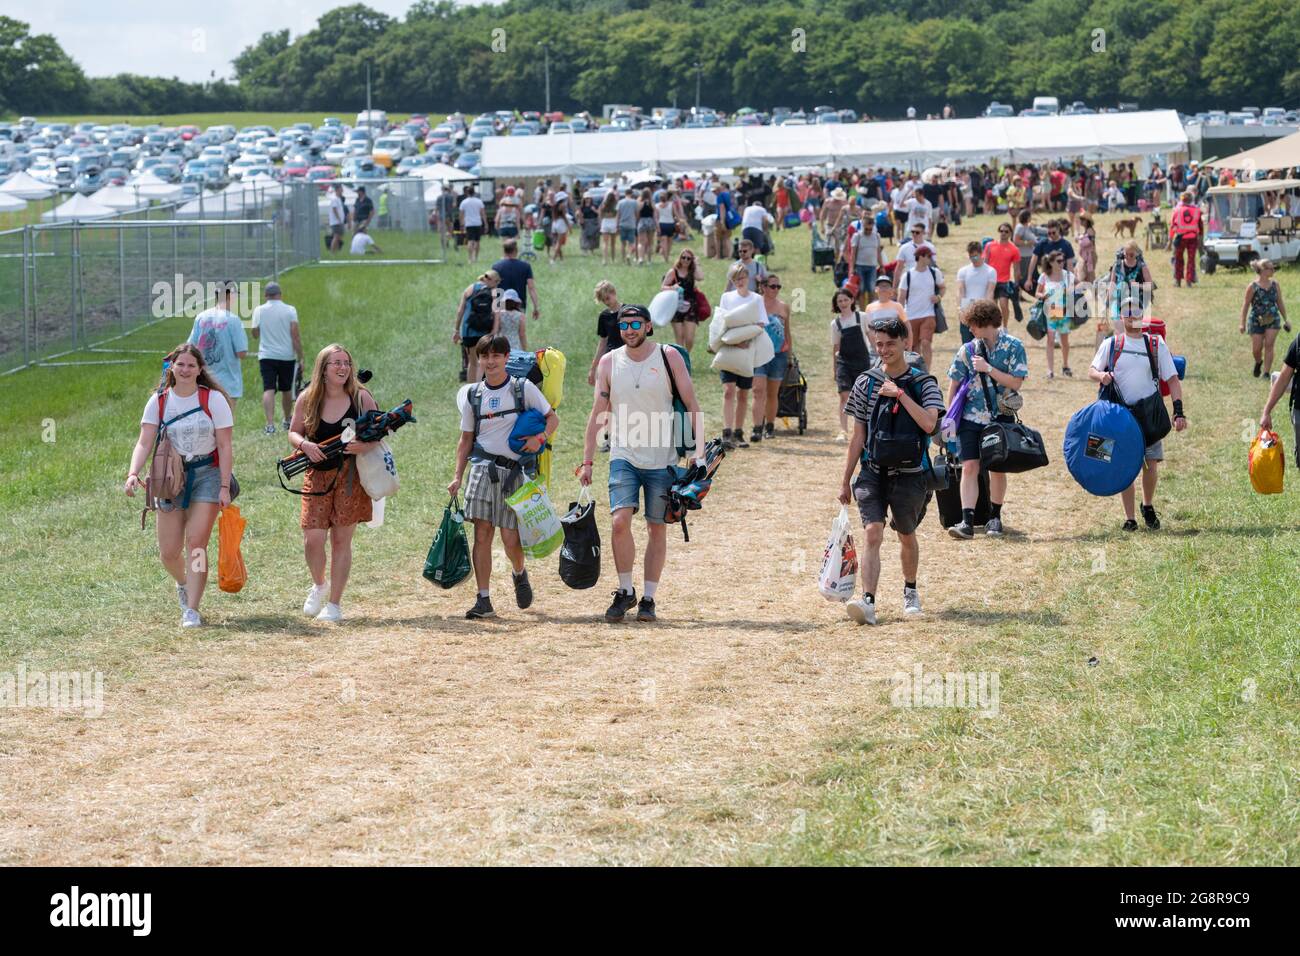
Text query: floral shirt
947 330 1029 424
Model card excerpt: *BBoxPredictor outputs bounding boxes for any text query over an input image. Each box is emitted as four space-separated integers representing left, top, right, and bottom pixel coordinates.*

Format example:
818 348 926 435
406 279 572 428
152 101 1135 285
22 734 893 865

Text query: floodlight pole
366 62 373 155
694 62 702 112
539 41 551 115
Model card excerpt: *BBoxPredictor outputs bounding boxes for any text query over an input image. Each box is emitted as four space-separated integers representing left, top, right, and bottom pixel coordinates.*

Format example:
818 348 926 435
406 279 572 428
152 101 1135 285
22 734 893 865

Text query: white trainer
303 584 328 616
181 608 202 628
316 602 342 623
903 587 922 615
846 597 877 625
176 583 188 612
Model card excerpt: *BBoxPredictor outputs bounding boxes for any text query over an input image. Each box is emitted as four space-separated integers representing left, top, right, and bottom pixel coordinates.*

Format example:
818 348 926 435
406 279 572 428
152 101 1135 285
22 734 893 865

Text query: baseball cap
264 282 282 297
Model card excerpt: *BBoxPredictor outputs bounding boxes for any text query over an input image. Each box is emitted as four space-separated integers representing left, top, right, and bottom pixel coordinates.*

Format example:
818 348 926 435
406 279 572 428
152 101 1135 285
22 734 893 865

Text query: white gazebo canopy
89 184 150 212
42 193 117 222
1 170 59 200
0 191 27 212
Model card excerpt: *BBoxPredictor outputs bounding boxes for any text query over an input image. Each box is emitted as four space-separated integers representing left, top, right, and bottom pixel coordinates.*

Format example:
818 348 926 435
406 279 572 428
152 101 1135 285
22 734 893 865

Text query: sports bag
975 360 1049 473
1025 301 1047 340
1063 399 1146 497
423 497 472 588
1248 428 1285 495
1106 334 1171 447
558 487 602 589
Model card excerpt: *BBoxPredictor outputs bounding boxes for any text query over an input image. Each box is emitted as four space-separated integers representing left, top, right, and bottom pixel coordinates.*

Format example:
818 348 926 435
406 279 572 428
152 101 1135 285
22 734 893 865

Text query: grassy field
0 215 1296 864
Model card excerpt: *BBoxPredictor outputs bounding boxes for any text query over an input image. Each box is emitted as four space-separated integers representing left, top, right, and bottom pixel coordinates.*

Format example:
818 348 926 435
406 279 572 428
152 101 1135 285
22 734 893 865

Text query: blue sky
2 0 450 82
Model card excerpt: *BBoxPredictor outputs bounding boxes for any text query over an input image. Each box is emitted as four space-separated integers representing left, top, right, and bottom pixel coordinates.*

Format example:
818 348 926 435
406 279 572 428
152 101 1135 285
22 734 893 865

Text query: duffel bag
980 418 1050 473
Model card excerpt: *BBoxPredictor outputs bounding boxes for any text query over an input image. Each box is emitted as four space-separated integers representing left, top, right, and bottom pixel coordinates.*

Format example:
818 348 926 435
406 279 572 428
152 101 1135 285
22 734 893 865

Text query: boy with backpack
448 336 559 620
453 270 500 384
838 314 946 625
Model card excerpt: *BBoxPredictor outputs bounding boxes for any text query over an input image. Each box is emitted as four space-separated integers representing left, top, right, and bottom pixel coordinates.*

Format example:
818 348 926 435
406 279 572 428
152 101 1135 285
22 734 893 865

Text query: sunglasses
618 320 646 331
868 317 905 332
767 282 782 289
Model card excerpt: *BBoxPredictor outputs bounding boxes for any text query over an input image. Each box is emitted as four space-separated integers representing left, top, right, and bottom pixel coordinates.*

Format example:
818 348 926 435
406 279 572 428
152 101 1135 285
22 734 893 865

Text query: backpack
465 284 495 335
857 373 932 472
661 344 694 461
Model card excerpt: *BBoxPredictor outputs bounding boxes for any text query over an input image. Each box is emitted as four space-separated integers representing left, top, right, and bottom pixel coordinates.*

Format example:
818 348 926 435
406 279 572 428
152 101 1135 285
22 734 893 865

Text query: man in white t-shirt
904 193 934 237
459 185 487 264
956 240 998 344
250 281 303 433
895 227 932 274
448 335 559 621
327 184 346 253
740 199 774 255
349 226 381 256
1088 297 1187 532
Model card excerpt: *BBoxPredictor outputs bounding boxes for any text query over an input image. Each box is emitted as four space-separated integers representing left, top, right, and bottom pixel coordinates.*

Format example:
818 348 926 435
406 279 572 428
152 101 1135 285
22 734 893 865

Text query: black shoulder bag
1104 334 1171 447
976 342 1049 473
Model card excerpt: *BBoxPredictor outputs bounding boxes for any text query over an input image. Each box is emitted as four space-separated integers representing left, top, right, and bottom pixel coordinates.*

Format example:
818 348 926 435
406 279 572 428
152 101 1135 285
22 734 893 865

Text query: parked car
74 168 107 194
307 165 337 187
455 151 480 170
548 122 573 135
984 102 1015 117
102 166 130 186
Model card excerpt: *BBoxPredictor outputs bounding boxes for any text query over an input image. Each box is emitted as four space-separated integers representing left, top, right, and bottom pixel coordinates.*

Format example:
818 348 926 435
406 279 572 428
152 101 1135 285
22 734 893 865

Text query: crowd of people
124 154 1300 630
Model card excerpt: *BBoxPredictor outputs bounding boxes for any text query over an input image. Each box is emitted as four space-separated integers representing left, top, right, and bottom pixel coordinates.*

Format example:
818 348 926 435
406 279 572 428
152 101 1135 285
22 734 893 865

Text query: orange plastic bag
218 505 248 593
1248 429 1285 495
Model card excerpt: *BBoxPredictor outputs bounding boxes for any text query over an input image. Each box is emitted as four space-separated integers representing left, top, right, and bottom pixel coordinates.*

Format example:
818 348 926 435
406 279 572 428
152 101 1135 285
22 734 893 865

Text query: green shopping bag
504 475 564 560
423 496 472 588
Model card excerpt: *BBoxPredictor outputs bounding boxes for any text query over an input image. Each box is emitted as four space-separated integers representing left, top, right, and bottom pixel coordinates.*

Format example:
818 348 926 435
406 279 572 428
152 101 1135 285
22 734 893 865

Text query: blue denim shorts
619 226 636 244
157 461 221 512
755 350 789 380
609 457 674 524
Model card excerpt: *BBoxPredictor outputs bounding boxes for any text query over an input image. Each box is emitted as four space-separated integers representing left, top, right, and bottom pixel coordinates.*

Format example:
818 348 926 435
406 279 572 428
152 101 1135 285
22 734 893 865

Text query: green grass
759 256 1300 866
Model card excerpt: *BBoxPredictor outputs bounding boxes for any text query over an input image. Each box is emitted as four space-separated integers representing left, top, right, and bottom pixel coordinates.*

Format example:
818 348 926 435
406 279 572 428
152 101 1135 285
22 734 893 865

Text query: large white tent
482 110 1189 177
88 184 151 212
0 191 26 213
415 162 477 182
126 170 183 202
41 193 117 222
0 171 58 200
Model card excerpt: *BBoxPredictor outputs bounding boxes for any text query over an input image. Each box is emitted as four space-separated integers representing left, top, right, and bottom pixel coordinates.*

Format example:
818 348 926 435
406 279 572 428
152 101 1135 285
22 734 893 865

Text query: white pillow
720 324 763 345
711 344 755 377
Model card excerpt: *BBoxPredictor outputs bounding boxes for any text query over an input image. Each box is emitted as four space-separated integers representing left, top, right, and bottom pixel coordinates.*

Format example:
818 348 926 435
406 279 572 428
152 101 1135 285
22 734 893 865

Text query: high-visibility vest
1170 203 1202 238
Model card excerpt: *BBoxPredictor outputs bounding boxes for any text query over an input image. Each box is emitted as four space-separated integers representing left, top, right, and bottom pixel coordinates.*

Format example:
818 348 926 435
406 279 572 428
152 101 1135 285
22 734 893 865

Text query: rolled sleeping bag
708 310 727 351
1063 399 1146 497
751 324 775 369
711 344 756 378
722 295 762 329
720 323 764 346
648 288 679 327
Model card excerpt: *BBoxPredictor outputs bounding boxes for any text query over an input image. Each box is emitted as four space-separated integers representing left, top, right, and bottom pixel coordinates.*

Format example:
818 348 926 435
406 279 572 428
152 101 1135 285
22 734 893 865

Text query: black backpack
465 285 495 335
859 373 931 471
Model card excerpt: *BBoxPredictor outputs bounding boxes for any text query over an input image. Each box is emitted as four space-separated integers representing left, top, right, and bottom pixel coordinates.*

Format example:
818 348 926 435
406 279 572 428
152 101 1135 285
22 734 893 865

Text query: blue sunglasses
618 320 646 331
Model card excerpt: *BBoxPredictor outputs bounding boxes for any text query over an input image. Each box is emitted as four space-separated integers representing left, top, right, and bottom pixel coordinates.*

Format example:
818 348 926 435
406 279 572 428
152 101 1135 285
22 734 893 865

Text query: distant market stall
481 111 1189 177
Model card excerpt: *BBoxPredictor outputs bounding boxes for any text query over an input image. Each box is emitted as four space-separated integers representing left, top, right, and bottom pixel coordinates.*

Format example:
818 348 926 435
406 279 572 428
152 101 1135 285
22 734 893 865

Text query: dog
1113 216 1142 238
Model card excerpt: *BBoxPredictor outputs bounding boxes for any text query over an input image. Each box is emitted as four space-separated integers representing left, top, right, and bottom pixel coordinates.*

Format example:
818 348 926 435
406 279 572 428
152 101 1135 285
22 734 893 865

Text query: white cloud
0 0 437 82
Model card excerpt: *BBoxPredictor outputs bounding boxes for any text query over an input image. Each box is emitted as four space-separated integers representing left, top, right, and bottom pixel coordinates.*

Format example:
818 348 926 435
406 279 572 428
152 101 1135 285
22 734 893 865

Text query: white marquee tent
481 110 1188 178
126 170 184 202
0 171 58 200
0 191 26 213
41 193 117 222
88 184 151 212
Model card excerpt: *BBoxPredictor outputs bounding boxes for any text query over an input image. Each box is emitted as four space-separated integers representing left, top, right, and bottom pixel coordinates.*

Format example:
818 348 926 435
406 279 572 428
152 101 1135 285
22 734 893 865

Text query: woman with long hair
124 343 235 628
655 189 678 263
636 187 656 265
661 248 704 350
1241 258 1291 378
286 344 380 623
830 286 875 441
598 189 619 265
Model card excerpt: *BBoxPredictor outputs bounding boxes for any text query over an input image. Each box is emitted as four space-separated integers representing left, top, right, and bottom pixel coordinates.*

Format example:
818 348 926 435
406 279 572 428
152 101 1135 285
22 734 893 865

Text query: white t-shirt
895 239 933 274
350 232 376 255
141 387 234 459
459 196 486 227
699 182 716 204
899 266 944 320
905 197 933 233
250 299 298 361
718 288 769 326
890 186 905 212
457 377 552 460
328 194 345 227
1090 333 1177 404
851 228 881 267
741 204 772 231
957 262 999 307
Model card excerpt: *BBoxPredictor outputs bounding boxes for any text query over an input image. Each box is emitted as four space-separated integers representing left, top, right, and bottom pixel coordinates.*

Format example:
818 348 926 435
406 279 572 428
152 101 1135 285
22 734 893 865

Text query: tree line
4 1 1300 119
